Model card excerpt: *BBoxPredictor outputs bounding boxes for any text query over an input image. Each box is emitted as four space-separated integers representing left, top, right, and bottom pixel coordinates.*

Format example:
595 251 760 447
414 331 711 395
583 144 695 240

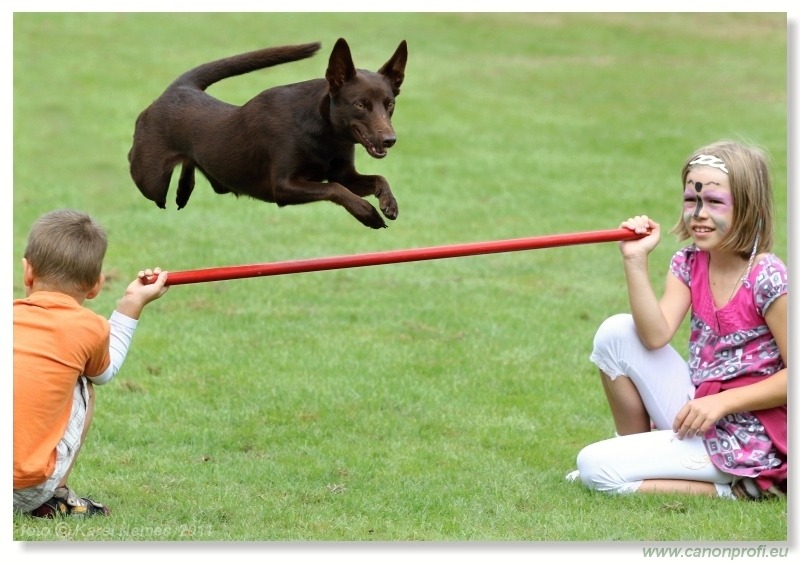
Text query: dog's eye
354 100 367 110
386 101 395 112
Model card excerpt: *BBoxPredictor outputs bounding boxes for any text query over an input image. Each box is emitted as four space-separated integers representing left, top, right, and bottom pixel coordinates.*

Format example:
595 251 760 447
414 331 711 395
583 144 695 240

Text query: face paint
692 181 703 218
683 179 733 232
711 216 730 234
683 181 704 219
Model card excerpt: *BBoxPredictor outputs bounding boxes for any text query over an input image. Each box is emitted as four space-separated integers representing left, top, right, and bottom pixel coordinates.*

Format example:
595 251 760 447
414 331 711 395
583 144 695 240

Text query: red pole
147 227 643 286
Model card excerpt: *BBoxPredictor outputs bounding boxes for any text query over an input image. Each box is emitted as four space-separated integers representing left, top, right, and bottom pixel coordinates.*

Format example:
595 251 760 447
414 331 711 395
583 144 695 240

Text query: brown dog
128 38 407 229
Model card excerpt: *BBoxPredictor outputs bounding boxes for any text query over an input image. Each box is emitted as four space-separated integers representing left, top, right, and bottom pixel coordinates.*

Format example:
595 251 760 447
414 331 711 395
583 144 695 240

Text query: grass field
9 11 789 550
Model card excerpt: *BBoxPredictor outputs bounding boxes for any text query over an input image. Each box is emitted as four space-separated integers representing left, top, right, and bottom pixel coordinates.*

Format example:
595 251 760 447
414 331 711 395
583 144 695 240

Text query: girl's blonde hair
671 140 774 258
24 209 108 293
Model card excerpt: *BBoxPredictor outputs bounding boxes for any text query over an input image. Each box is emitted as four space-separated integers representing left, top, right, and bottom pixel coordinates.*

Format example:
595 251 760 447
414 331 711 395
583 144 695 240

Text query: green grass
10 12 788 547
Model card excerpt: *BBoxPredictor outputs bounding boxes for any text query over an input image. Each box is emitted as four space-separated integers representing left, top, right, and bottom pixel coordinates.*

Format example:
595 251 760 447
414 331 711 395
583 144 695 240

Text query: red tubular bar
147 227 643 286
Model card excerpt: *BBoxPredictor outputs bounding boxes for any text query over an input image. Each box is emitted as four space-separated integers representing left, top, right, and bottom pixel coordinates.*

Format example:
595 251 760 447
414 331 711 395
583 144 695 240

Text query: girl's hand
672 395 726 440
619 215 660 259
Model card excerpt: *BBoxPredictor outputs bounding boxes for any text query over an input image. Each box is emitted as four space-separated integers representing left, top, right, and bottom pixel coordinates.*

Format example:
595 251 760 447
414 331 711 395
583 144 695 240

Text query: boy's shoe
731 477 786 501
29 486 110 518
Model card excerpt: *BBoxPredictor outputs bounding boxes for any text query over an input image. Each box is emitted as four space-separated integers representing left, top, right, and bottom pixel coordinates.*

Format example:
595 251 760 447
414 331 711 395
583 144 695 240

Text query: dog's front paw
364 209 388 229
380 196 398 221
374 183 398 221
355 205 388 229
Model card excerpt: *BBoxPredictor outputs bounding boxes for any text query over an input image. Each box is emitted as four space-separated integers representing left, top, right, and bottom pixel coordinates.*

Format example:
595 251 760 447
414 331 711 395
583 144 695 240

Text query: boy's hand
116 267 169 320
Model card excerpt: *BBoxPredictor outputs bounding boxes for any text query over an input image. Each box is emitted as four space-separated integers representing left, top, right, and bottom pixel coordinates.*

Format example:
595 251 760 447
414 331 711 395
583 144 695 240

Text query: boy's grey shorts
13 377 89 513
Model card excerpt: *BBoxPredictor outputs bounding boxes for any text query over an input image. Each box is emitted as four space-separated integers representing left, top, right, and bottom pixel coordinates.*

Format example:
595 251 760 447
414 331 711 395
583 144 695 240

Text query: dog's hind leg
131 166 174 209
177 162 235 209
129 142 178 209
176 163 196 209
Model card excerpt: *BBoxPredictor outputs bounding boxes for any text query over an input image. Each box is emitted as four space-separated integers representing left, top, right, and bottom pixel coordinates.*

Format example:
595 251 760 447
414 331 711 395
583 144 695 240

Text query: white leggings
577 314 733 495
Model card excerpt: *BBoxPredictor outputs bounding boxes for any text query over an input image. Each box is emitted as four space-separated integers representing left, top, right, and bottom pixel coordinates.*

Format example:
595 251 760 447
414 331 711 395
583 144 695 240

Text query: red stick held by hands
144 227 646 286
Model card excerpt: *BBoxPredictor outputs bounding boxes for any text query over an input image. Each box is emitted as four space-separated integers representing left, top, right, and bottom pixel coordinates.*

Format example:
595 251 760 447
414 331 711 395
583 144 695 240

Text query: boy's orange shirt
13 291 110 488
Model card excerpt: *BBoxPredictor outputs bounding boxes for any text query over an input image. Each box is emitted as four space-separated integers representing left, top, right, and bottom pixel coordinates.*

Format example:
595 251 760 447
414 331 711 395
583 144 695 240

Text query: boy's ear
22 258 35 289
85 273 105 300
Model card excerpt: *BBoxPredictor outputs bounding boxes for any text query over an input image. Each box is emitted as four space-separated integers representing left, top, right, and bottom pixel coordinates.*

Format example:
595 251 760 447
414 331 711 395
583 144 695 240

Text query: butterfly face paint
683 179 734 233
682 154 735 246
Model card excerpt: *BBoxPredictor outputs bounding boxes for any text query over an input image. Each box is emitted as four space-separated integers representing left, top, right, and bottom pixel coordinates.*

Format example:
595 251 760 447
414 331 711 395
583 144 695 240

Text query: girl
571 140 787 500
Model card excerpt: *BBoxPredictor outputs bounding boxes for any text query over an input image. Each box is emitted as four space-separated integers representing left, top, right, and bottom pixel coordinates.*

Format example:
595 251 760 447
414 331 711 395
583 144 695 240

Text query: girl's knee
576 441 640 495
590 314 639 380
575 443 605 489
593 314 636 352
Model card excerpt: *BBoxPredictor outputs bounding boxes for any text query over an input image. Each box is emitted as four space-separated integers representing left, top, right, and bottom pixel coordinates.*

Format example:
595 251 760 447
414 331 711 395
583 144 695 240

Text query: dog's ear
326 38 357 93
378 40 407 96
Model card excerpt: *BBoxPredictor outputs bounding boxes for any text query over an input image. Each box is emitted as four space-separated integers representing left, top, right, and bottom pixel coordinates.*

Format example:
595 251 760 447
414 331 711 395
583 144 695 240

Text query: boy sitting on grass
13 209 169 517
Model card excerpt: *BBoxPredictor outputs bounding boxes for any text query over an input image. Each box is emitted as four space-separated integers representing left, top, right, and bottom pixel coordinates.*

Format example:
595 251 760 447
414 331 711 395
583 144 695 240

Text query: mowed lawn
10 11 788 549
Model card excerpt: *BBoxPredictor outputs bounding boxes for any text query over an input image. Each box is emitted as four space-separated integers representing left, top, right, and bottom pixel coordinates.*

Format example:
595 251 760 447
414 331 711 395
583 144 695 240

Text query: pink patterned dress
670 245 787 488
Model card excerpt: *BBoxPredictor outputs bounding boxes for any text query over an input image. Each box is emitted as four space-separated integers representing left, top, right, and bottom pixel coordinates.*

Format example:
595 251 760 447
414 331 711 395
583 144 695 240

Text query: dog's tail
171 42 322 91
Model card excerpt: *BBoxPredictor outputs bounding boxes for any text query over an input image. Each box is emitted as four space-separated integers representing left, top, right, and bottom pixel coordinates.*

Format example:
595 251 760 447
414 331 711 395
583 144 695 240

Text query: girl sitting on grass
571 140 787 500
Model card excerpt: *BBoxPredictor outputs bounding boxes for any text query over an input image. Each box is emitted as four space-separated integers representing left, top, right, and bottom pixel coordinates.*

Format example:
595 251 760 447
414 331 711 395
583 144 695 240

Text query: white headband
689 154 729 174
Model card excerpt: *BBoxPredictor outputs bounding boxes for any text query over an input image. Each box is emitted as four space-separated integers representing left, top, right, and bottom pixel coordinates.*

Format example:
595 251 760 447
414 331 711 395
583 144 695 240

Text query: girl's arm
619 216 690 349
672 293 788 439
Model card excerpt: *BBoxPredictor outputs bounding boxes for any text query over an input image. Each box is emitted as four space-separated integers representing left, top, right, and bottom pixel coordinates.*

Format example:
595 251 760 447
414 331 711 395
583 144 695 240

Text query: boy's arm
87 313 138 385
87 269 169 385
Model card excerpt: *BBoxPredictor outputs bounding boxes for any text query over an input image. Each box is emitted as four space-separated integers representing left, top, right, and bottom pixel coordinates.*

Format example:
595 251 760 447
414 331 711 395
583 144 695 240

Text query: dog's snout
382 136 396 149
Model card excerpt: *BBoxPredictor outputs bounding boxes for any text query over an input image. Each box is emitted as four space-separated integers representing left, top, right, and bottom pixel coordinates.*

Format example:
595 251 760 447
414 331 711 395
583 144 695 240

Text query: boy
14 209 169 517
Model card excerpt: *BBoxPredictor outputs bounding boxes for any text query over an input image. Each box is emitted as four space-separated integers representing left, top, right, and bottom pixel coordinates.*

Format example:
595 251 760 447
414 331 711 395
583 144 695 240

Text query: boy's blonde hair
671 140 774 258
24 209 108 293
